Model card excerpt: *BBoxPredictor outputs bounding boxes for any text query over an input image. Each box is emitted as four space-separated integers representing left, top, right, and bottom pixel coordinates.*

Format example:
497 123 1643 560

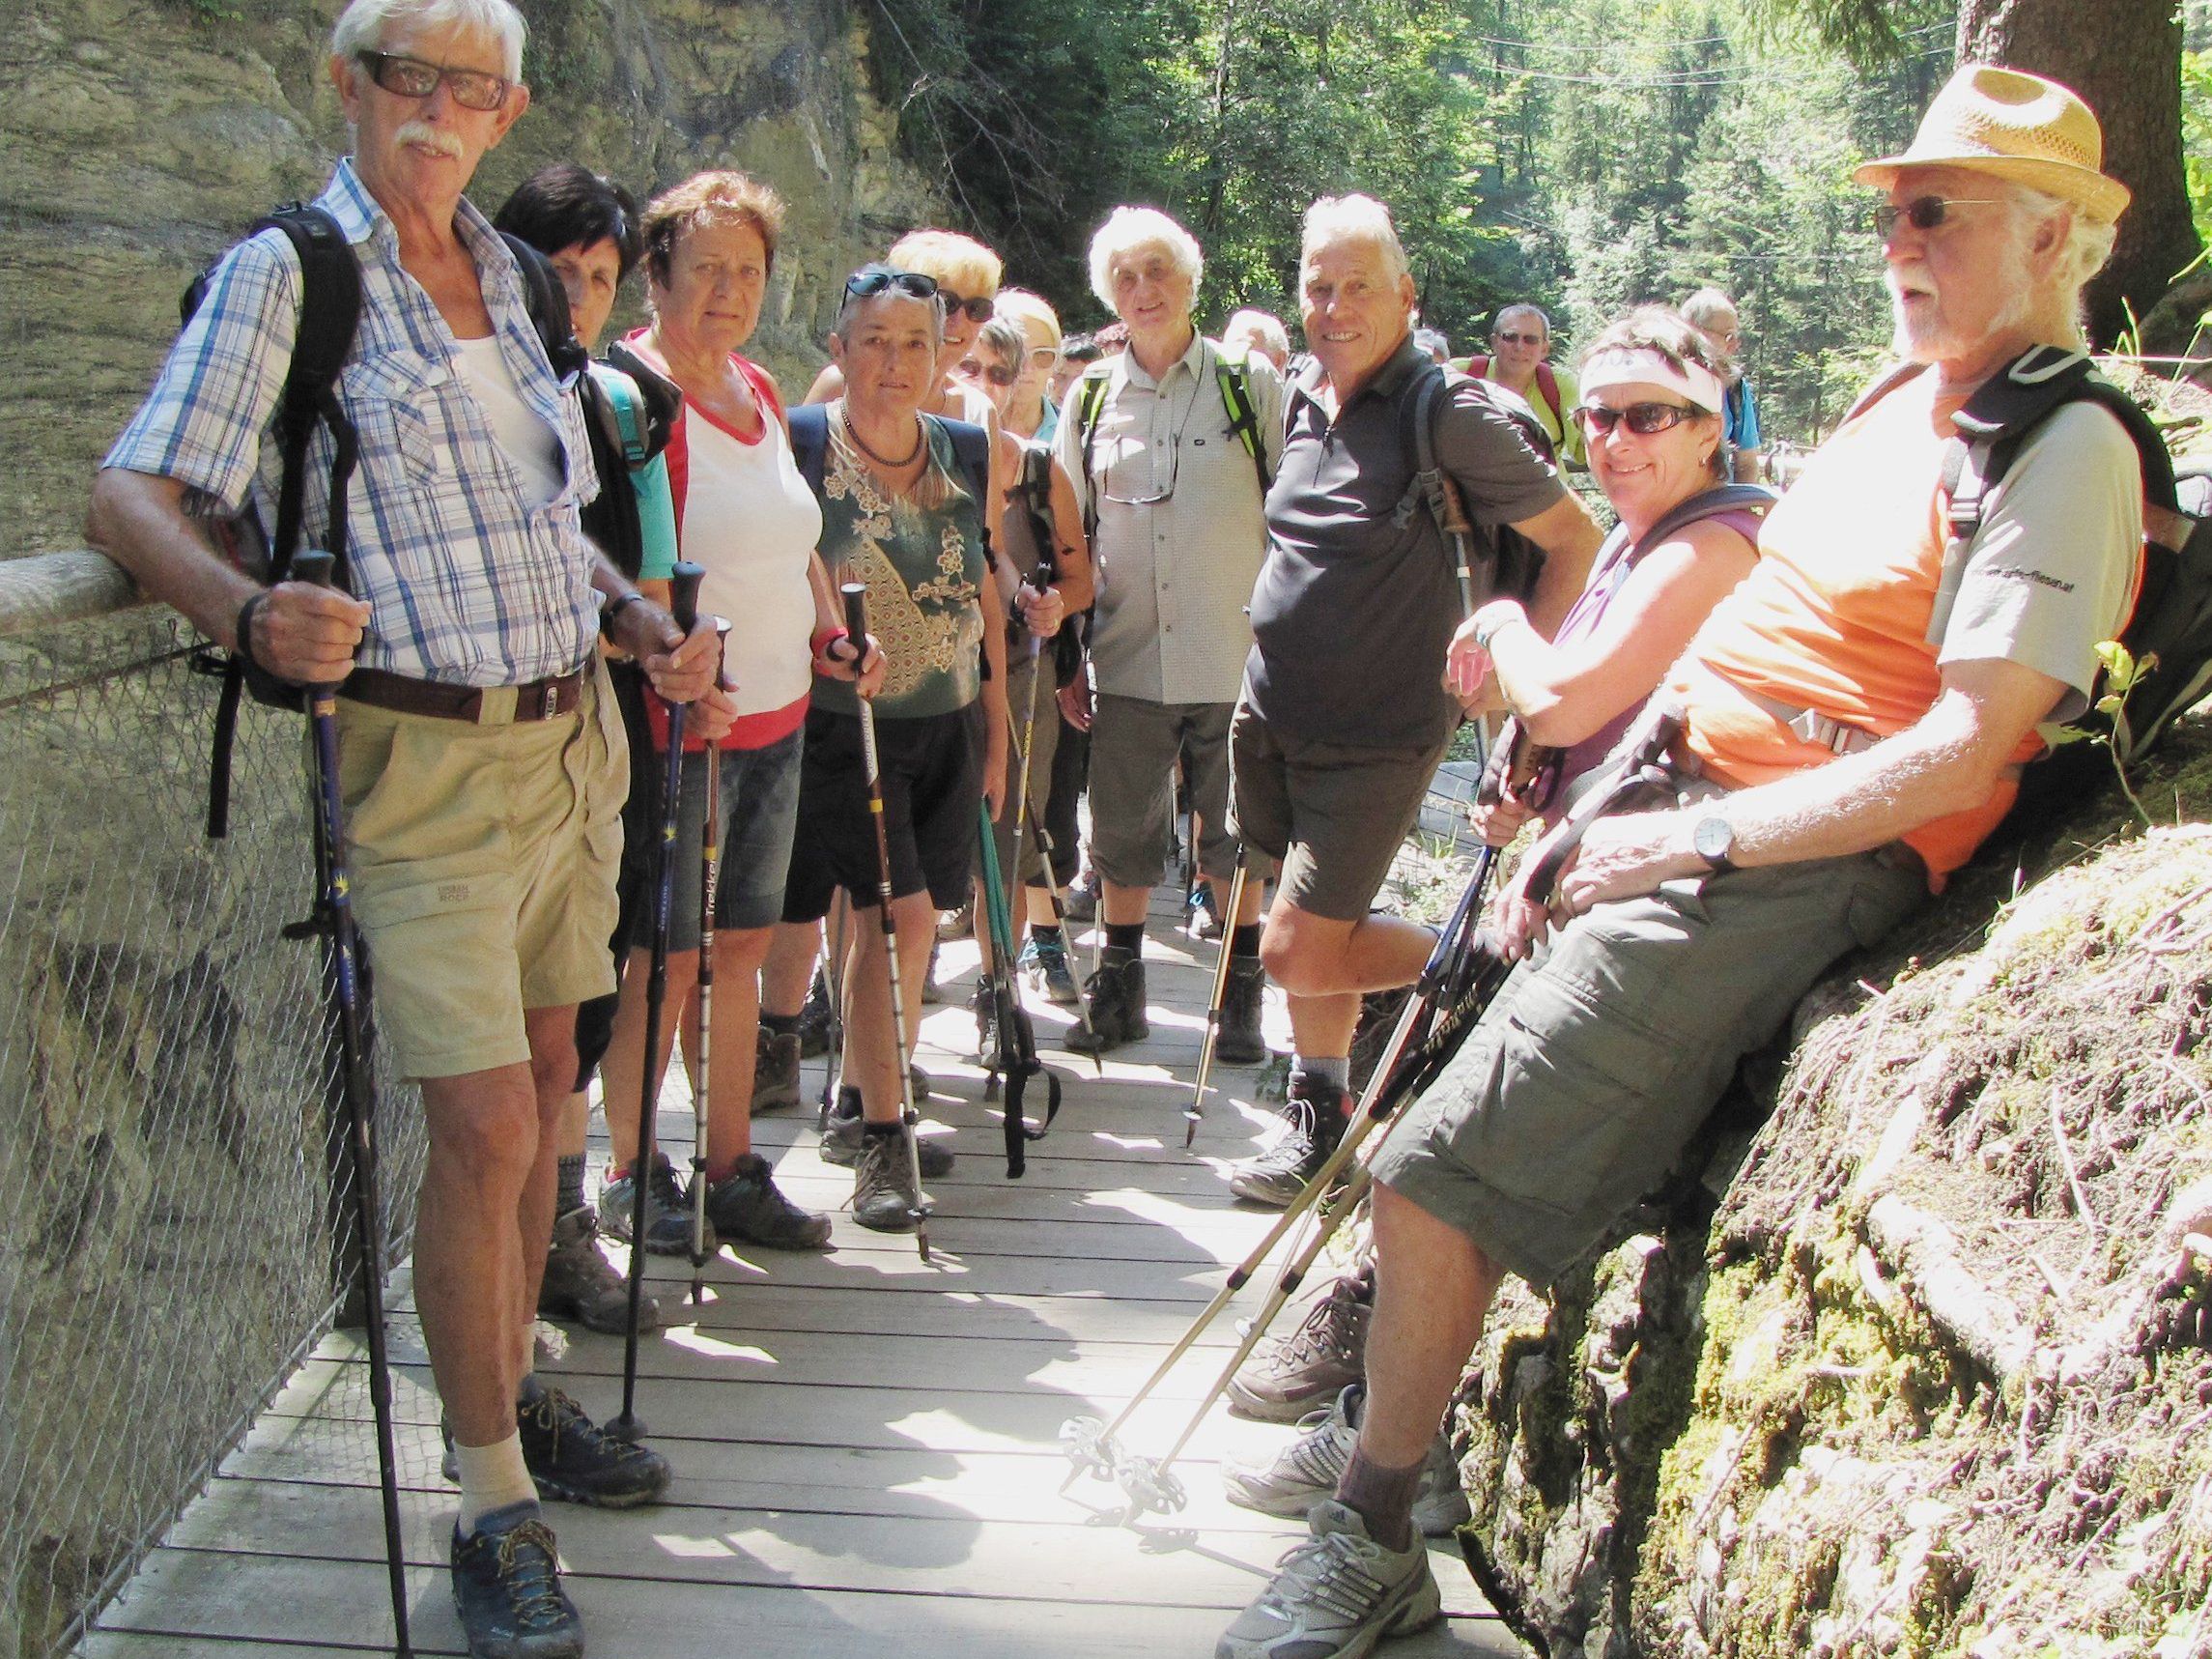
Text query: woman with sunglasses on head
803 229 1004 430
1445 305 1769 845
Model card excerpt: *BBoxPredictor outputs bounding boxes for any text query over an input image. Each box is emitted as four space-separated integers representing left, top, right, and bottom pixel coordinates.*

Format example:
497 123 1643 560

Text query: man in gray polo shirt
1224 194 1602 1207
1054 206 1283 1062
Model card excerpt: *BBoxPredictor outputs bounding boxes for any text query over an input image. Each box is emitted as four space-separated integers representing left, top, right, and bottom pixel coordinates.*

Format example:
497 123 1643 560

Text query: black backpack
181 203 600 836
1394 360 1558 611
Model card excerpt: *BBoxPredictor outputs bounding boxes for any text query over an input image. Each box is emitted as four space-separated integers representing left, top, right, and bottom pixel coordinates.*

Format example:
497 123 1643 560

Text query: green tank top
812 417 988 720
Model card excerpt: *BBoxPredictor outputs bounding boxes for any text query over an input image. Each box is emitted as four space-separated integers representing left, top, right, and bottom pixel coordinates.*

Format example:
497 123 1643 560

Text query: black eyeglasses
959 358 1018 387
844 268 940 302
1575 401 1703 437
1869 194 2000 240
355 50 510 112
1494 330 1546 348
937 290 998 324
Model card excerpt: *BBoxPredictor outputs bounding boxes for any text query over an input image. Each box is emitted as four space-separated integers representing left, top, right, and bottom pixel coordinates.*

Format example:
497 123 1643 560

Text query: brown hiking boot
538 1206 660 1335
1227 1264 1373 1421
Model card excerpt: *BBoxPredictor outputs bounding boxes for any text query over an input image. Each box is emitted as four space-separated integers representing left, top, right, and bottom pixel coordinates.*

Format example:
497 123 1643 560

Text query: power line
1468 21 1946 56
1473 42 1948 91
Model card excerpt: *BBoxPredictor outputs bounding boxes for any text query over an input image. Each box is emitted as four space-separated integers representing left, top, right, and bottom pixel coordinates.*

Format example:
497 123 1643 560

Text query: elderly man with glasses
1457 301 1586 468
89 0 731 1651
1216 68 2145 1659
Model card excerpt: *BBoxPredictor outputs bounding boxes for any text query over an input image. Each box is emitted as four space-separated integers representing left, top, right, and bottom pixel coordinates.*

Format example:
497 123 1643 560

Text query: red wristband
810 624 850 661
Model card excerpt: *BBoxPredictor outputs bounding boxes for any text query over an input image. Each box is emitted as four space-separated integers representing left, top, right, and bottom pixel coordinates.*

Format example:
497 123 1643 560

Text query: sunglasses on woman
936 290 999 324
1574 401 1702 437
1868 195 1999 239
355 50 511 111
959 358 1018 387
844 268 940 302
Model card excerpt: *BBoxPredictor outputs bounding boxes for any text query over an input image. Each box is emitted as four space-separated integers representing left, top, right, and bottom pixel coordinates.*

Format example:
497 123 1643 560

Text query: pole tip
605 1410 646 1444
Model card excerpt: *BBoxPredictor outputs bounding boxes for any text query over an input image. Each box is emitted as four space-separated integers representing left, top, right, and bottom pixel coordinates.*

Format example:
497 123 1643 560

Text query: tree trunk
1958 0 2201 346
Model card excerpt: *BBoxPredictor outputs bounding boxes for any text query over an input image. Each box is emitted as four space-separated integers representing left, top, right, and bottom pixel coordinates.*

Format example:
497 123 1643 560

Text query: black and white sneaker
1226 1076 1347 1207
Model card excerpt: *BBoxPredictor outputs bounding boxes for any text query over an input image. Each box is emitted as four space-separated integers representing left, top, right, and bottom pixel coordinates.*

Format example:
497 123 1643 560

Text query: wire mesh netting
0 608 426 1659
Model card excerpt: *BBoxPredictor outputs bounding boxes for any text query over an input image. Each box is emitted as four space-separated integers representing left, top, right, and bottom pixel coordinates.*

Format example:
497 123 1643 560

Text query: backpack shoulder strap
941 415 993 510
1840 358 1929 427
786 403 831 497
1464 354 1492 379
1073 364 1116 538
1638 482 1778 552
1209 342 1273 495
601 338 683 463
1390 361 1459 536
1534 359 1563 423
499 232 589 384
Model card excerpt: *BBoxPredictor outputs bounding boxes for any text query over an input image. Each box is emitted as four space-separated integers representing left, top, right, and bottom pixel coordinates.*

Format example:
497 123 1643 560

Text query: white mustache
395 120 464 159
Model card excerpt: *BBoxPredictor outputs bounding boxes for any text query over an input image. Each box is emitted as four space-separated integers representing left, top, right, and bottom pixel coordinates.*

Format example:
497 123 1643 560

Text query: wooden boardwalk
84 897 1526 1659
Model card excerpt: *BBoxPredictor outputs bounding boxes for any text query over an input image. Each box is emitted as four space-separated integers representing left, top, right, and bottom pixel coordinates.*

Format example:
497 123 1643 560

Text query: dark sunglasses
1494 329 1546 347
355 50 510 112
1869 194 2000 239
1575 401 1703 437
959 358 1018 387
937 290 998 324
844 267 940 302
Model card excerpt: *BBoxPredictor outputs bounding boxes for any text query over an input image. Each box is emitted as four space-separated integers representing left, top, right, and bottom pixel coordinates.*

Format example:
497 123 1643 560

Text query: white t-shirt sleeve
1939 399 2142 723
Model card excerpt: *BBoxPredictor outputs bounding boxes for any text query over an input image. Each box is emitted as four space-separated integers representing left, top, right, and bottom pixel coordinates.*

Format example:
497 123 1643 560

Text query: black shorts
781 701 985 922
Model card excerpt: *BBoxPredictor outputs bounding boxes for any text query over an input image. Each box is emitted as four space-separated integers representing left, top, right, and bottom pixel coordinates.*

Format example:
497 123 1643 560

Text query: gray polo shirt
1245 338 1565 751
1056 332 1286 704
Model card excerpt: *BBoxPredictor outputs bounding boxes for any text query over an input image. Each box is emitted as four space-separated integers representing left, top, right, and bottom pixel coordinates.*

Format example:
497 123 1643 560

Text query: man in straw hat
1215 64 2146 1659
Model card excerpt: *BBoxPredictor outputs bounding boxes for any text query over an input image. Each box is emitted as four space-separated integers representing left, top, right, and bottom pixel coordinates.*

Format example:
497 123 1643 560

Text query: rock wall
0 0 945 551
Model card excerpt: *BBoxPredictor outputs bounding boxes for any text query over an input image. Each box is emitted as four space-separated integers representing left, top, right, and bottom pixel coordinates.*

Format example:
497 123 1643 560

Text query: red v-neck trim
620 332 781 445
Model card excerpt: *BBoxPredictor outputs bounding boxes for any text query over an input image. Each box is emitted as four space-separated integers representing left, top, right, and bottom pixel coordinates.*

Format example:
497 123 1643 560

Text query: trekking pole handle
841 581 869 649
292 549 338 590
670 559 704 639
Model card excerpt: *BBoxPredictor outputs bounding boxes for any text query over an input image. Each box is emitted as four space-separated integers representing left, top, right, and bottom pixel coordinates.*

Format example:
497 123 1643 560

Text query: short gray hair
1300 194 1410 284
1678 288 1738 331
1224 307 1290 361
2008 182 2119 338
332 0 525 80
1494 303 1550 339
831 282 945 347
1088 207 1205 314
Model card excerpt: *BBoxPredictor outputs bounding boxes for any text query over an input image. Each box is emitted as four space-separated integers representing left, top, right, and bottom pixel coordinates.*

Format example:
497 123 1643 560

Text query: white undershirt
683 408 823 716
453 335 563 509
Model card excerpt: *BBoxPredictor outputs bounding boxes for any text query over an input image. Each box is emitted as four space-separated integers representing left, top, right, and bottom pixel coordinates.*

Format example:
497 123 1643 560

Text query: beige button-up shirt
1055 331 1286 704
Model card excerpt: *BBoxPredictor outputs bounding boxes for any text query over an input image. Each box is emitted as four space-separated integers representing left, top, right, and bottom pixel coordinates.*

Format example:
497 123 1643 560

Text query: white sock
454 1431 537 1532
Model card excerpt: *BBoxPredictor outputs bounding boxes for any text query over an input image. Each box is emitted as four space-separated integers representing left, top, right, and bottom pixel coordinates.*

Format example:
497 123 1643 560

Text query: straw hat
1854 64 2130 225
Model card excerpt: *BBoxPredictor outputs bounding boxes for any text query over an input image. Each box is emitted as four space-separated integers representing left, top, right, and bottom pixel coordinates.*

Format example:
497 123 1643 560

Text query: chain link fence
0 563 425 1659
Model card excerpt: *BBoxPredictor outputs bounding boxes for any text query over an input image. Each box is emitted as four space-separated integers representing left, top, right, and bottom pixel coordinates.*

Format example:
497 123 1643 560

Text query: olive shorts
1370 848 1925 1288
334 659 627 1081
1087 692 1244 890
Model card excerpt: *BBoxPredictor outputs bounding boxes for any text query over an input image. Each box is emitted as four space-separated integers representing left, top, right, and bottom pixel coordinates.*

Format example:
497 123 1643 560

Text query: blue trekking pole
291 549 411 1658
610 559 704 1443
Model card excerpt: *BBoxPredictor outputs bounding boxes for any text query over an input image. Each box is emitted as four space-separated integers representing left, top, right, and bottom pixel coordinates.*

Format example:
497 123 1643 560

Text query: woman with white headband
1445 304 1769 842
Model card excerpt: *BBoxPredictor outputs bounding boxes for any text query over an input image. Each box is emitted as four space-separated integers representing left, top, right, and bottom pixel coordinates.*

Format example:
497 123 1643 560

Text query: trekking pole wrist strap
234 591 268 672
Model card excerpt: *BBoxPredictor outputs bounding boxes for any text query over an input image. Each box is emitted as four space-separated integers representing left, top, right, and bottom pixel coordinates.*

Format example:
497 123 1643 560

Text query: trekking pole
688 618 730 1306
818 903 845 1130
291 549 412 1658
1181 850 1250 1149
610 559 704 1442
842 582 932 1260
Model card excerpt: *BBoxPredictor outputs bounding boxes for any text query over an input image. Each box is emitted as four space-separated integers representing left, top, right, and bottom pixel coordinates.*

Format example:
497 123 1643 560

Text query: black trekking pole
687 618 731 1306
817 904 845 1129
610 559 704 1442
842 583 933 1259
1182 849 1250 1148
291 550 412 1658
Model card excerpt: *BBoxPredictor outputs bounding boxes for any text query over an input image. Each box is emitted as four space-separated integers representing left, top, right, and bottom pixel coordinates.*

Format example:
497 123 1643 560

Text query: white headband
1579 347 1724 417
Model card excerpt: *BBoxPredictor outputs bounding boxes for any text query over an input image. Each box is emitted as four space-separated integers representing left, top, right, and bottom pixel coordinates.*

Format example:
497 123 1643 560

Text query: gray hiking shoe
1228 1267 1371 1422
797 971 832 1058
851 1128 926 1233
1215 1500 1442 1659
753 1025 803 1113
819 1087 954 1176
1067 945 1148 1054
538 1206 660 1335
1018 932 1081 1006
705 1153 832 1249
1220 1386 1470 1537
1216 956 1269 1066
1226 1076 1347 1208
600 1154 711 1257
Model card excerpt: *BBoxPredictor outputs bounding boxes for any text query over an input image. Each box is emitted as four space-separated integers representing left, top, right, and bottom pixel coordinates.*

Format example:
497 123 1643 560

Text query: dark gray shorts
1228 701 1445 922
631 726 804 949
987 651 1063 891
1087 693 1241 889
1369 849 1925 1288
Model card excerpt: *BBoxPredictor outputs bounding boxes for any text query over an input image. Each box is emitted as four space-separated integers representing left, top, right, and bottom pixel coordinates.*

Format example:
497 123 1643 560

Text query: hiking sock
760 1010 802 1038
455 1430 537 1533
1336 1444 1423 1554
1105 922 1146 956
555 1153 587 1217
1291 1054 1350 1094
1231 922 1262 958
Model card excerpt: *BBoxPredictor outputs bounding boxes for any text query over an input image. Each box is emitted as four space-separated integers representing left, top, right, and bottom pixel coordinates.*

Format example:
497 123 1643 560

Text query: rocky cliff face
0 0 943 551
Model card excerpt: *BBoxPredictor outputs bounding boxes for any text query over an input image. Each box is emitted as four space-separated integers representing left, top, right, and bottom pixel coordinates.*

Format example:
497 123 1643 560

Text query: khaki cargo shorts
333 660 627 1080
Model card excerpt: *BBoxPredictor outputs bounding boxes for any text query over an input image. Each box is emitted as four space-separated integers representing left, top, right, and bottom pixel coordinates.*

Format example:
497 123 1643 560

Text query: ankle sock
1291 1054 1350 1093
1336 1444 1422 1553
555 1153 587 1216
1231 922 1262 958
761 1010 801 1038
1105 922 1146 955
455 1430 537 1532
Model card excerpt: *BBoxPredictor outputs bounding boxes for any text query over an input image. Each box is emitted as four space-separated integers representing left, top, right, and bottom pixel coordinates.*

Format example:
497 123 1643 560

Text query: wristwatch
599 589 649 641
1692 815 1737 872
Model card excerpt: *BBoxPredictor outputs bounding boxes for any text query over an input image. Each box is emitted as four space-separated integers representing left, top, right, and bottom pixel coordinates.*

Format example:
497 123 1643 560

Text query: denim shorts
628 725 804 950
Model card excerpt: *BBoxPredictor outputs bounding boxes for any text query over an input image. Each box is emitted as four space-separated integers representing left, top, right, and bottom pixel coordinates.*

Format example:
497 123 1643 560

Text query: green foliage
2184 49 2212 246
2045 639 2160 826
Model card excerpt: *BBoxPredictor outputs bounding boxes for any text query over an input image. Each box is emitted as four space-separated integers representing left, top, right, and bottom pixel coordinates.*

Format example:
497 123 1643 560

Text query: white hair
1088 207 1204 314
332 0 526 81
1494 302 1551 338
1224 308 1290 360
1300 194 1410 284
2008 182 2120 325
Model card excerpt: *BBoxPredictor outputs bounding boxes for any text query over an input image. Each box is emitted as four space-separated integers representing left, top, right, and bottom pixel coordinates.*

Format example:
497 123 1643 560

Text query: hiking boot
517 1379 672 1507
450 1502 582 1659
599 1154 707 1257
971 978 1000 1060
753 1025 803 1114
819 1087 954 1176
851 1128 926 1233
1215 957 1269 1066
1019 933 1081 1006
1066 945 1148 1054
537 1206 660 1336
1227 1077 1347 1208
797 971 832 1058
1220 1386 1471 1537
1228 1267 1372 1422
704 1153 832 1249
1214 1500 1441 1659
1063 872 1099 923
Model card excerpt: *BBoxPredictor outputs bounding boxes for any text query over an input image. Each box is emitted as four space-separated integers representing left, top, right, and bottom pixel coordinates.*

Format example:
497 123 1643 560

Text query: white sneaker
1220 1386 1470 1537
1215 1499 1442 1659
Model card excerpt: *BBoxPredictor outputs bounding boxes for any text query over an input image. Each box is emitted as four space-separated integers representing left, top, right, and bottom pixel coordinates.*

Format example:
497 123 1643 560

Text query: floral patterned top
811 415 988 720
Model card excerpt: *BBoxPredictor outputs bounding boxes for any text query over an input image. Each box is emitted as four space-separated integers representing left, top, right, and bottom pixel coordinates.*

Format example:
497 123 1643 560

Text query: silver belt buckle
540 682 559 720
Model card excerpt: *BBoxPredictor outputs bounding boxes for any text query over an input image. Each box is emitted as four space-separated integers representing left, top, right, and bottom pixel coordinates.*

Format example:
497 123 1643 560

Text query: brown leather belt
341 666 589 725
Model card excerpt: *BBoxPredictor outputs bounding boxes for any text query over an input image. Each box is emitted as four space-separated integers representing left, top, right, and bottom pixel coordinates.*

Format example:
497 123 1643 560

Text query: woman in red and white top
598 170 881 1256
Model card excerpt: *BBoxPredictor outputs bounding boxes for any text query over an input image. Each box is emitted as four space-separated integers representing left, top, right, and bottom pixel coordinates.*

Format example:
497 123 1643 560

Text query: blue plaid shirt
105 159 603 685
